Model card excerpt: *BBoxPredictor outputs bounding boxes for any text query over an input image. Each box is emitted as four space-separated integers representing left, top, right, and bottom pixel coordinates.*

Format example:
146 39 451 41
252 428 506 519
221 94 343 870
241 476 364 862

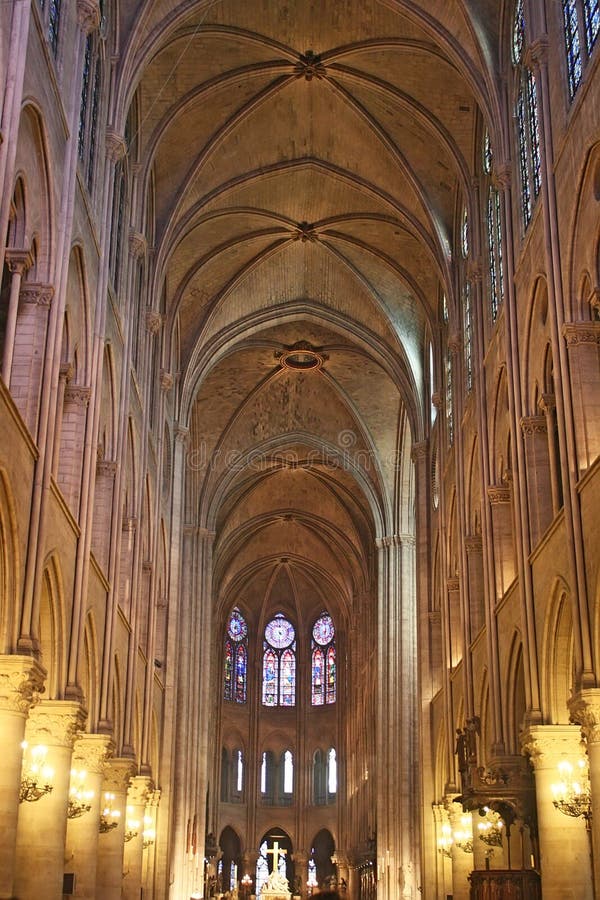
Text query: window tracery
223 608 248 703
262 614 296 706
311 612 336 705
513 0 541 229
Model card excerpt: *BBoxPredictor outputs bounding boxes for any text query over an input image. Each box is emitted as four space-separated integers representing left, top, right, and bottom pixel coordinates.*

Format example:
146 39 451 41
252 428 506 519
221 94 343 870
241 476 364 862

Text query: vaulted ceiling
118 0 500 622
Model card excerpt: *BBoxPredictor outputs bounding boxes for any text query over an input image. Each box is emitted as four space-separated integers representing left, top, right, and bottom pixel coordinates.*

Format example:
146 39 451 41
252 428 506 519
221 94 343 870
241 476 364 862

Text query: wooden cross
266 840 287 873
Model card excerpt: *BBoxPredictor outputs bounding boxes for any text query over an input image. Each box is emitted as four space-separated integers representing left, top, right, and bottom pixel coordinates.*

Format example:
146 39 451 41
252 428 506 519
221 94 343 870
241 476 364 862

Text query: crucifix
266 840 287 874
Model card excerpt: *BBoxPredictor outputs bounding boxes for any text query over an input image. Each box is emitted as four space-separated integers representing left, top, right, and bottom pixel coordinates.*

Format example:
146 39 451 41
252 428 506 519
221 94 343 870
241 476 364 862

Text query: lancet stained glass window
513 0 541 229
563 0 583 97
487 187 504 323
584 0 599 52
311 613 336 705
262 614 296 706
463 281 473 392
48 0 62 57
223 607 248 703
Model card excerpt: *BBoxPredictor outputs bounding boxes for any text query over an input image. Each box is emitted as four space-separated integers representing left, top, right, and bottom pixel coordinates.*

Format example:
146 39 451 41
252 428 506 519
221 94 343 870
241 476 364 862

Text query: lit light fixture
124 807 139 842
453 814 474 853
551 757 592 827
99 792 121 832
437 822 453 858
142 815 155 849
67 769 94 819
477 807 504 847
241 873 252 898
19 742 54 803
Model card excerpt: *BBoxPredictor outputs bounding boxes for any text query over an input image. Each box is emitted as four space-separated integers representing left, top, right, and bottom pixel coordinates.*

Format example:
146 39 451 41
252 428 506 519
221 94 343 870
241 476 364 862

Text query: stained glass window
461 206 469 258
224 607 248 703
513 0 541 230
256 843 269 897
563 1 583 97
262 614 296 707
483 127 493 175
48 0 61 57
311 613 336 705
328 748 337 794
487 187 504 323
584 0 599 52
463 282 472 392
446 349 454 446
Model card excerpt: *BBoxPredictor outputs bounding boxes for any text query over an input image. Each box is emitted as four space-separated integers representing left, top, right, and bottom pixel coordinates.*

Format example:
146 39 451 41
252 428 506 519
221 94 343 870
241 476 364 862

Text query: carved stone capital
520 414 547 436
492 164 512 190
127 774 153 807
26 699 87 749
72 733 114 774
5 248 33 275
0 655 46 715
129 230 147 260
20 282 54 307
411 440 428 462
174 424 189 443
432 391 442 409
466 259 484 283
145 310 162 334
105 128 127 163
464 534 483 553
96 459 117 478
59 362 75 383
526 35 549 70
569 689 600 744
64 384 91 407
103 757 137 794
447 576 460 592
122 515 137 533
487 485 511 504
521 724 583 770
76 0 101 32
448 333 462 354
538 392 556 414
160 370 174 392
562 321 600 346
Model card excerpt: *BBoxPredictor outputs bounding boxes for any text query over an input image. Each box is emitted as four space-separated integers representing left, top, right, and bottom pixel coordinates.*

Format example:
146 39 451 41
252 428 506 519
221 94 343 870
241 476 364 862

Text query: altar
259 841 291 900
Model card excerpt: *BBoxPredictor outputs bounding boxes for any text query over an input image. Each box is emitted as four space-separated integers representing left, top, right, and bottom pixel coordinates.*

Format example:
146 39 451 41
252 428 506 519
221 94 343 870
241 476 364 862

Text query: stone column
522 725 593 899
1 248 32 384
91 459 118 572
447 799 472 900
141 788 160 899
562 323 600 472
520 415 552 545
447 575 462 668
0 655 45 899
65 734 114 899
14 699 86 900
96 757 136 900
376 533 418 899
10 282 54 436
123 775 153 900
292 849 308 897
569 688 600 899
487 484 514 598
464 535 484 637
57 383 91 516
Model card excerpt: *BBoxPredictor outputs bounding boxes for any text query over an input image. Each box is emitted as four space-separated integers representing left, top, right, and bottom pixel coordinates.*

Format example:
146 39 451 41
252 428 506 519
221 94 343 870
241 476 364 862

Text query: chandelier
99 792 121 832
551 757 592 826
477 807 504 847
453 814 473 854
19 742 54 803
142 815 156 849
67 769 94 819
437 822 453 858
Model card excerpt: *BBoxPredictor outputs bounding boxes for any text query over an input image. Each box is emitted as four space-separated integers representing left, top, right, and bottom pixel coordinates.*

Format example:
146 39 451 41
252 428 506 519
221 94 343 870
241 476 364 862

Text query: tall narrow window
223 608 248 703
283 750 294 796
48 0 62 56
262 614 296 707
483 131 505 323
584 0 599 52
327 748 337 795
78 30 102 191
463 282 473 392
513 0 541 229
235 749 243 794
311 612 336 705
445 349 454 447
563 0 584 97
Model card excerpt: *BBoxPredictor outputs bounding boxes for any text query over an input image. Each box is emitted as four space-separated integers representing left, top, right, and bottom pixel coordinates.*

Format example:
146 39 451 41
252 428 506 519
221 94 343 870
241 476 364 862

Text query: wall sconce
124 807 139 842
19 742 54 803
437 822 453 858
477 807 504 847
67 769 94 819
142 815 155 849
453 814 473 853
99 792 121 832
551 757 592 828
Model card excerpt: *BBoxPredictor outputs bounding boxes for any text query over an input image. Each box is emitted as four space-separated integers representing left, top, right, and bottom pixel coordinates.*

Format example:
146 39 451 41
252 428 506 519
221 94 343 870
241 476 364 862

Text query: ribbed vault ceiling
120 0 496 621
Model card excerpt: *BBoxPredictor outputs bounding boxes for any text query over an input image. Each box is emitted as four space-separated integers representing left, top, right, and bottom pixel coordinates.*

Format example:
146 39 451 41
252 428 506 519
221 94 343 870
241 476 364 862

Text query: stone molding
521 723 583 769
375 533 415 549
492 163 511 189
464 535 483 552
96 459 117 478
526 35 549 70
411 440 428 461
520 414 547 436
538 392 556 414
26 699 87 749
160 370 174 392
0 655 46 715
64 384 91 407
466 259 483 283
448 333 462 354
20 282 54 307
72 733 114 774
174 424 189 443
487 485 511 504
447 576 460 592
122 515 137 533
294 50 326 80
129 230 147 260
562 321 600 345
76 0 101 32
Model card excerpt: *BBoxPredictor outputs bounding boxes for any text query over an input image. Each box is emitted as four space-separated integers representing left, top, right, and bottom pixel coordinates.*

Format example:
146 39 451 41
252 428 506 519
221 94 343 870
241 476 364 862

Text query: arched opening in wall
506 636 526 754
542 344 563 512
218 825 241 893
1 177 27 375
545 589 575 723
82 614 99 727
477 673 490 769
0 470 18 650
111 653 123 753
39 559 63 698
310 828 336 891
256 828 293 896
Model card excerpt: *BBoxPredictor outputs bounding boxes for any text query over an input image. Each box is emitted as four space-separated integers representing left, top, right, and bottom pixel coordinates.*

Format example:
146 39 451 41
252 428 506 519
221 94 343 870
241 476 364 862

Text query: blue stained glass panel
312 648 325 705
584 0 600 51
563 0 583 98
280 649 296 706
262 649 278 706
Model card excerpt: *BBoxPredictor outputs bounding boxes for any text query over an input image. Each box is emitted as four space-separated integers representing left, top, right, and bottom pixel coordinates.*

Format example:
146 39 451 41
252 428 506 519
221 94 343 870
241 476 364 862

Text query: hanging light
99 792 121 832
19 742 54 803
67 769 94 818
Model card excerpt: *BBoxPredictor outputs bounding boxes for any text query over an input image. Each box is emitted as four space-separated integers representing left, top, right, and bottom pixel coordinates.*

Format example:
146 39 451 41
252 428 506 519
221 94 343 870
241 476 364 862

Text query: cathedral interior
0 1 599 899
